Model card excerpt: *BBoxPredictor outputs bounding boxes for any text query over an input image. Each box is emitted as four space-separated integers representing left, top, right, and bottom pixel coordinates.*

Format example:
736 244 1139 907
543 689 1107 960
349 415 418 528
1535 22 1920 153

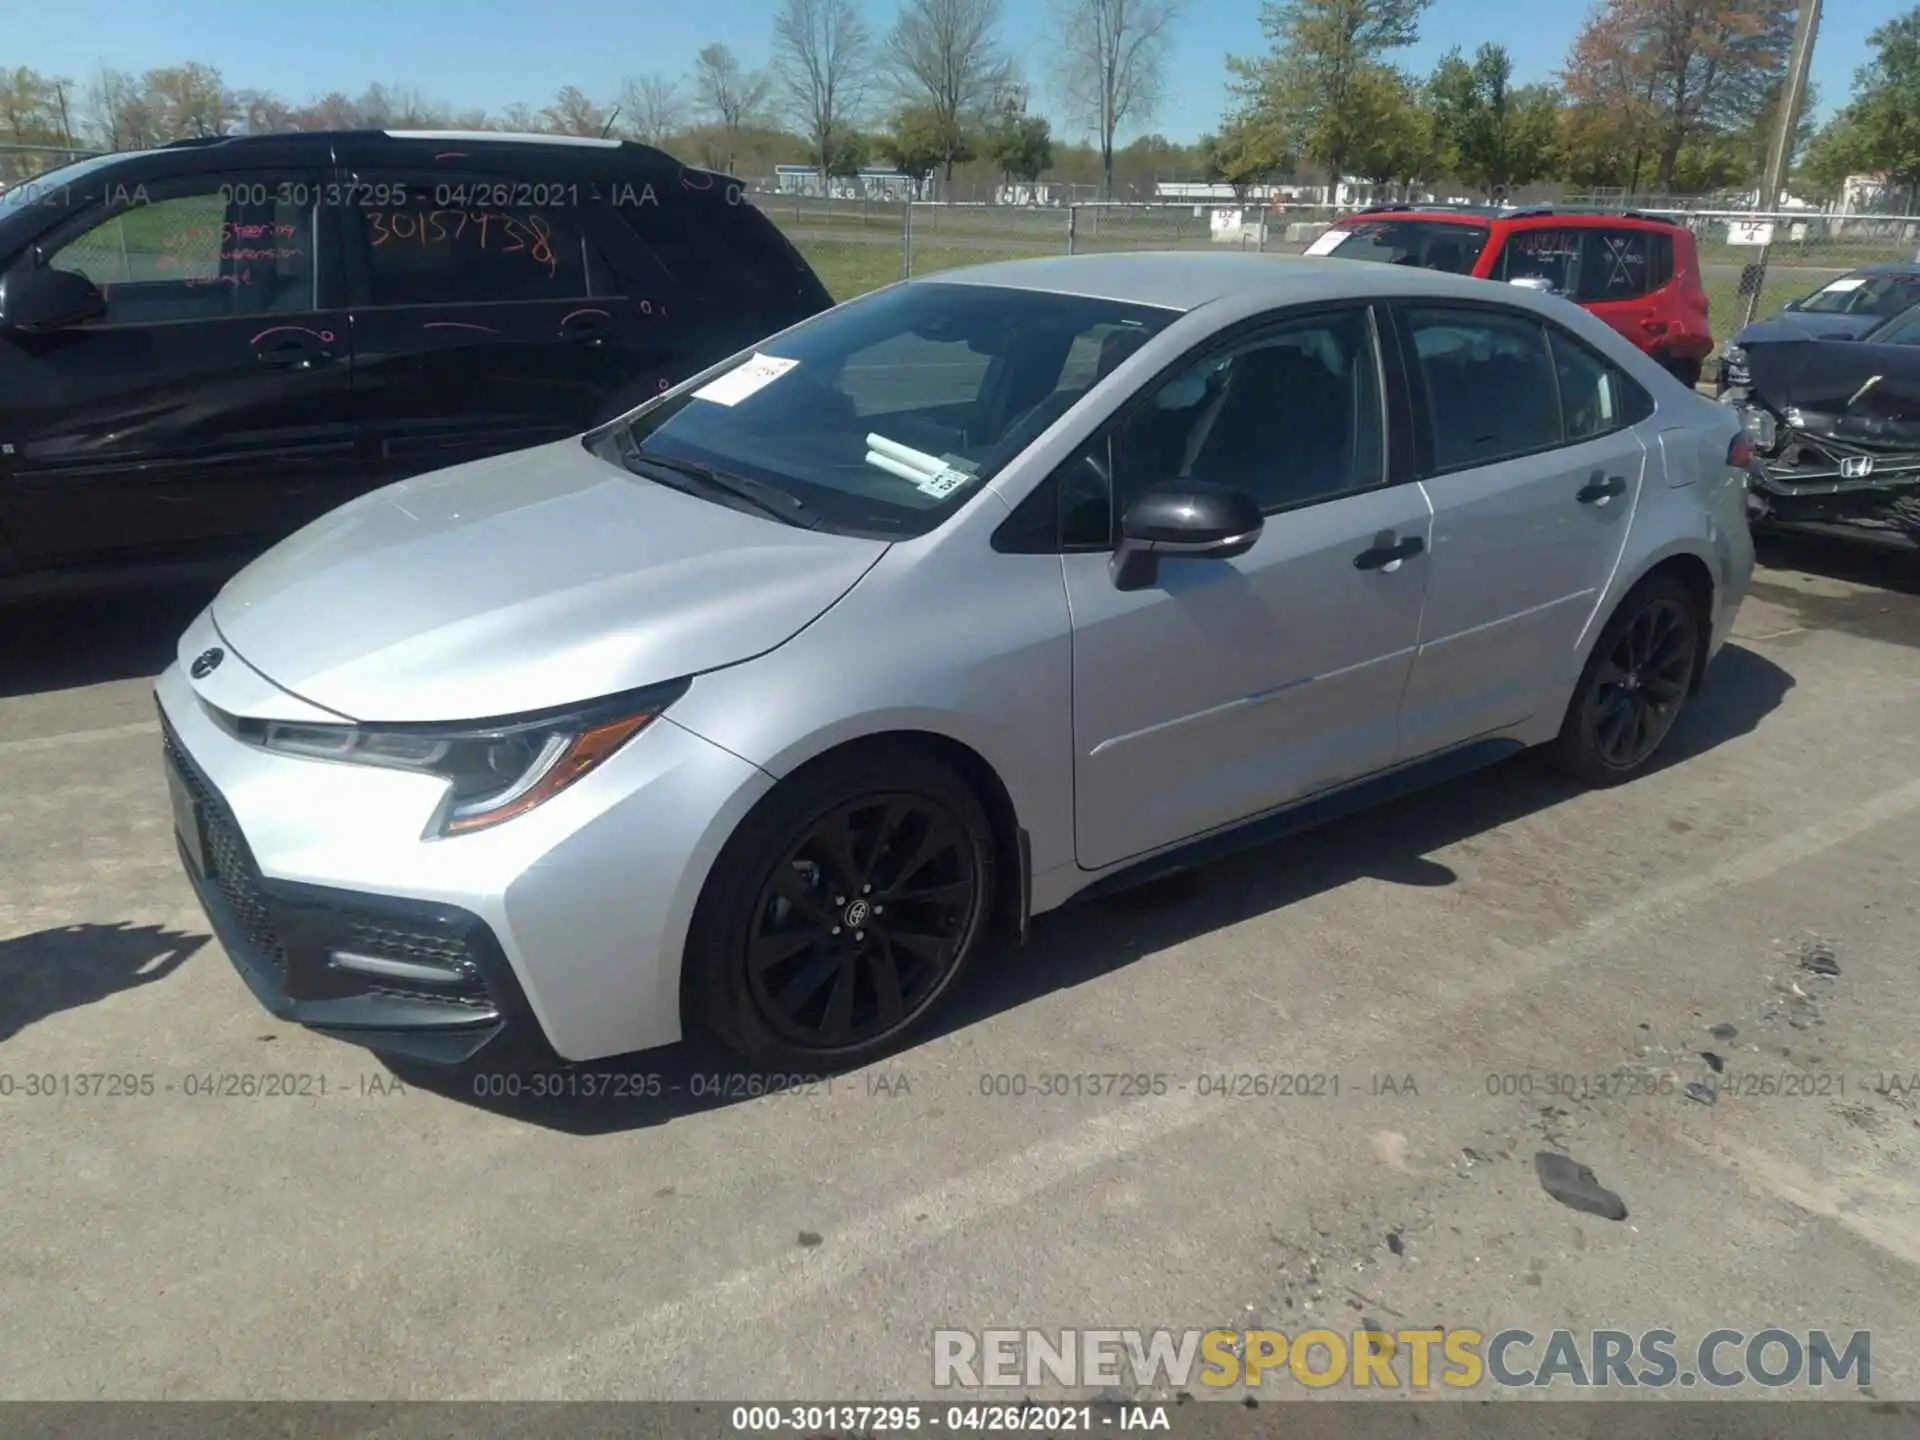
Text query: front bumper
156 643 776 1064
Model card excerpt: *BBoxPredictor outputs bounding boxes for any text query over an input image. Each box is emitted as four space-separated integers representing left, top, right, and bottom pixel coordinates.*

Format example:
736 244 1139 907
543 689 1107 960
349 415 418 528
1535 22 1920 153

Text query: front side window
1313 219 1488 274
1406 306 1562 470
1108 308 1387 517
598 281 1178 538
43 185 314 323
360 193 589 306
1862 302 1920 347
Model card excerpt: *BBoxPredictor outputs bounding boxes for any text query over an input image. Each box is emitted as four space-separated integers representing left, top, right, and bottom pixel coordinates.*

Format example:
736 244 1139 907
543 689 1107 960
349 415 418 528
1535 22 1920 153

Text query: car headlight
1721 343 1747 372
1737 405 1777 452
252 680 688 837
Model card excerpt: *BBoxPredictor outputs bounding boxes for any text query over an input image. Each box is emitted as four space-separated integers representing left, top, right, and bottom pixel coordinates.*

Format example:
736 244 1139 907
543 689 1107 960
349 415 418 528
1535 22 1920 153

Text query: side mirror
1508 275 1560 296
0 266 107 334
1110 481 1263 591
1781 297 1802 312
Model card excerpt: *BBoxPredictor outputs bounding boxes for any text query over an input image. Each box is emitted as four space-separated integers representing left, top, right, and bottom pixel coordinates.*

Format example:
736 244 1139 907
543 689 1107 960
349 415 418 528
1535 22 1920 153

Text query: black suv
0 131 834 599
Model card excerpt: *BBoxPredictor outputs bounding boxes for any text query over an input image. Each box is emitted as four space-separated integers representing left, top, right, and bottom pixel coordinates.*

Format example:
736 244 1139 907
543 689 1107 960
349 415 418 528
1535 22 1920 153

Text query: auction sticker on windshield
693 353 799 407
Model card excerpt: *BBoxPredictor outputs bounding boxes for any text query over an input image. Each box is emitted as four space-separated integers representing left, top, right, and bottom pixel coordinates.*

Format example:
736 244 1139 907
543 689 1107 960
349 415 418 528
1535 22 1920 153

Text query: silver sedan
157 252 1756 1071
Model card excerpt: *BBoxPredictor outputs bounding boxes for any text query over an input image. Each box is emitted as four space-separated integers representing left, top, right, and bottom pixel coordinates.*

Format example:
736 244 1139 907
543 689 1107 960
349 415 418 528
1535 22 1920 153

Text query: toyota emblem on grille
190 647 225 679
1839 456 1875 480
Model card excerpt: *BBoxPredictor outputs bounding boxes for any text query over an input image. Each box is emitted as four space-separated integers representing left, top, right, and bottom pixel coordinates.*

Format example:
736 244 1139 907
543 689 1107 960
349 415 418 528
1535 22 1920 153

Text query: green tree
828 129 872 178
1348 69 1435 192
1226 0 1430 192
876 103 973 179
1428 44 1561 196
986 114 1054 182
1199 107 1293 200
1825 8 1920 209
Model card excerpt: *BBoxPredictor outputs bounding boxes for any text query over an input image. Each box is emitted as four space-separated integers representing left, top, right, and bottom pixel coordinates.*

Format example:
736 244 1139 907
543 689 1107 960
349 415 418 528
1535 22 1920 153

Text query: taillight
1728 434 1755 468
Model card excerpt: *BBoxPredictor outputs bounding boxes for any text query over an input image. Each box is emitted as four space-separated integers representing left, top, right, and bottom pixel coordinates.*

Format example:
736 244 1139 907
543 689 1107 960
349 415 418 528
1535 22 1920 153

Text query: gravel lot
2 534 1919 1406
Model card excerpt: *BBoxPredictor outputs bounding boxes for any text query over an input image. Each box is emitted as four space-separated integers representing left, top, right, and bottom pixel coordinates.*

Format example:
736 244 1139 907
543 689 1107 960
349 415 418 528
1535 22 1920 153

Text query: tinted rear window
611 180 821 304
1320 220 1488 275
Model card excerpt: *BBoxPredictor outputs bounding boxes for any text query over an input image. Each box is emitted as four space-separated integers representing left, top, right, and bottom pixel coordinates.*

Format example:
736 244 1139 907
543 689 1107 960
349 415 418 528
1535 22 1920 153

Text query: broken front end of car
1723 339 1920 548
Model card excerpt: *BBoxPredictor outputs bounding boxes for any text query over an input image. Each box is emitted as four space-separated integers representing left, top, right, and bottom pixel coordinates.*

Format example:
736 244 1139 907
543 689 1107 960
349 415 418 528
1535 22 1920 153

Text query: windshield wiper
623 449 815 527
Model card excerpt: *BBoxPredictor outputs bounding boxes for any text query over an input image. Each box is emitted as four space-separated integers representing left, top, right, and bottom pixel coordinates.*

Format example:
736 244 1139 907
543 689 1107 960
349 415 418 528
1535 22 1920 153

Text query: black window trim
13 165 330 330
1389 297 1654 480
335 163 600 310
993 299 1417 556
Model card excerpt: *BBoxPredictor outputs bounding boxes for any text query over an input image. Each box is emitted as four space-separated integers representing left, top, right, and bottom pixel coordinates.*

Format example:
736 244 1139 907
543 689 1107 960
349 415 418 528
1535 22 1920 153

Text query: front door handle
1577 473 1628 504
1353 531 1425 571
560 311 613 346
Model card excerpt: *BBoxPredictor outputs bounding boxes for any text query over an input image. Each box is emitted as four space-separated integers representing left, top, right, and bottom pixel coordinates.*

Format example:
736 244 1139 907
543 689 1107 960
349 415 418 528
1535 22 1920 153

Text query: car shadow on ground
0 922 208 1049
0 584 220 699
1755 530 1920 597
394 642 1795 1135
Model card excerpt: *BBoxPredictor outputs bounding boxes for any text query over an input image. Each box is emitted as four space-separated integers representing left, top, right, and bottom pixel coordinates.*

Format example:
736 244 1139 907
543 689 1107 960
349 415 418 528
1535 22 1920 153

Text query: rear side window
1497 228 1583 294
360 197 590 306
613 180 818 303
1645 231 1675 289
1405 306 1562 470
1575 230 1652 303
1547 329 1653 439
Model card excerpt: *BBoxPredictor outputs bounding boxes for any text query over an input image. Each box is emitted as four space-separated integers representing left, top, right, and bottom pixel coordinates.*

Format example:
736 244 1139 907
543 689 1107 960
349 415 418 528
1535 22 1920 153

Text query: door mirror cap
0 266 107 333
1781 296 1802 311
1508 275 1561 297
1110 481 1264 590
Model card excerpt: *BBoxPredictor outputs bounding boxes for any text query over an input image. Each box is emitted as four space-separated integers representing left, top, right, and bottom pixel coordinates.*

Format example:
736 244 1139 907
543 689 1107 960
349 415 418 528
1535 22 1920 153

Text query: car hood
209 438 889 723
1733 311 1880 346
1746 337 1920 451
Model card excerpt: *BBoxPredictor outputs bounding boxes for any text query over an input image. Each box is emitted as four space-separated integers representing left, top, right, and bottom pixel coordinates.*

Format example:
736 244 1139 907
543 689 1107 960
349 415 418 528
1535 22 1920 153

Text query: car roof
1338 205 1686 232
915 251 1543 313
1844 261 1920 277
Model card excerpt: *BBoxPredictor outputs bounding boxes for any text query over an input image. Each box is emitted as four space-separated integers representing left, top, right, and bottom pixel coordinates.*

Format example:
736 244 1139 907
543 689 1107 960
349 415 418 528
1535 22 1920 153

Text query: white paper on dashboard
693 353 799 406
1819 276 1867 293
1303 229 1347 256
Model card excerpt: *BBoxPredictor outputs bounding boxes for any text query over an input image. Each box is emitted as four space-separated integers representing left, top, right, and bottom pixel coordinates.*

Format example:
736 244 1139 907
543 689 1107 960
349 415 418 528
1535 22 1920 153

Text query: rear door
1571 226 1671 353
0 168 351 569
332 166 676 518
1393 301 1652 758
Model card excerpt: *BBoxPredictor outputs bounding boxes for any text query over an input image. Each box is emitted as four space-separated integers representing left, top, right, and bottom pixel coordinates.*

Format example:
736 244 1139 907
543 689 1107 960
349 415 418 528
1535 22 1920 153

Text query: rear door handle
255 337 332 369
560 311 612 346
1353 531 1425 570
1577 473 1628 504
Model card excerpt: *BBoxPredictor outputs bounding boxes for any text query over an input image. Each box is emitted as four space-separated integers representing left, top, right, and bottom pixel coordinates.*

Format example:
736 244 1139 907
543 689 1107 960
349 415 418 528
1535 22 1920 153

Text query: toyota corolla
158 252 1755 1072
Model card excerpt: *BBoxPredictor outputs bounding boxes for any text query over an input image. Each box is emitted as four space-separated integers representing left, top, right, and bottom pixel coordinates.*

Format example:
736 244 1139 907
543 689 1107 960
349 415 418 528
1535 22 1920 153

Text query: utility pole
1741 0 1822 327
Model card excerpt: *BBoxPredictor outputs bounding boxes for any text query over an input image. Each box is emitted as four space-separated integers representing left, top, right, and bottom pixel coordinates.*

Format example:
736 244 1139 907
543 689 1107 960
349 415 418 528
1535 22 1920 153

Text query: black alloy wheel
690 749 995 1070
748 794 979 1049
1547 574 1702 785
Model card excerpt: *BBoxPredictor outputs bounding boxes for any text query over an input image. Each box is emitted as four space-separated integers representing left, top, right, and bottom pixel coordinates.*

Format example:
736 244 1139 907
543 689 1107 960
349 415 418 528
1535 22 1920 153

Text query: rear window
611 178 820 304
1311 219 1488 275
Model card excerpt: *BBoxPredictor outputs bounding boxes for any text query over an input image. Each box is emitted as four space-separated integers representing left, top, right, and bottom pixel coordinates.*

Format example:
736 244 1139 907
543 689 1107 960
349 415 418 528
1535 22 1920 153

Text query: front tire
688 747 996 1071
1545 574 1702 786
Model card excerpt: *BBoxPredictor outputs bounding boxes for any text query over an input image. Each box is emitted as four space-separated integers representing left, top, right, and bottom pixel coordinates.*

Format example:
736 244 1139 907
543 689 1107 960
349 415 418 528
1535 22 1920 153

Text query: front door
1393 302 1651 757
1064 305 1434 872
0 169 352 568
334 168 681 521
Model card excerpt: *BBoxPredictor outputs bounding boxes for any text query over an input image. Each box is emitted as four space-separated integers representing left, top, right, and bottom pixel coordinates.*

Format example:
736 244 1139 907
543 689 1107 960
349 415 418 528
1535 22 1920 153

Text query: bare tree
620 73 688 145
83 67 157 149
690 42 772 173
545 85 610 136
773 0 873 185
1051 0 1181 197
883 0 1011 187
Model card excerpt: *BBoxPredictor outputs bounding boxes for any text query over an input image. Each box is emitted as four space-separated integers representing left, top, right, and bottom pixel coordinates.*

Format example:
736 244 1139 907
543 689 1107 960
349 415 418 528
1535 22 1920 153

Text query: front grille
163 721 289 974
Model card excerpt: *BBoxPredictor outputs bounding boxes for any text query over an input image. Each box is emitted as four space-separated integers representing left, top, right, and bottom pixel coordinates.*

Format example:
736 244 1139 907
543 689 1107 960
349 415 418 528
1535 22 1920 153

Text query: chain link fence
755 190 1920 350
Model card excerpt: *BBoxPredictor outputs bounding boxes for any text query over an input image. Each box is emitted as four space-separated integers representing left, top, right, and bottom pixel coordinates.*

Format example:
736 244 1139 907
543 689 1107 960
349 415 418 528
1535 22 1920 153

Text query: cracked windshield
2 0 1917 1432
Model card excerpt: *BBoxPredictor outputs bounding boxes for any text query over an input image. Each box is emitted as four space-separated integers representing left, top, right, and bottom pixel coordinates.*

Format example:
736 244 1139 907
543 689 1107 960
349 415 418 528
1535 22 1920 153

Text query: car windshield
1313 219 1488 274
1859 300 1920 347
596 280 1178 538
1797 271 1920 317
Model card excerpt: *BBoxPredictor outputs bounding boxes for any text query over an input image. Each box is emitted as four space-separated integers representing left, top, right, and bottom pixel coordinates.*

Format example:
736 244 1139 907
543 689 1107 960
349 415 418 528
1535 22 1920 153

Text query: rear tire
1545 574 1703 787
687 747 996 1072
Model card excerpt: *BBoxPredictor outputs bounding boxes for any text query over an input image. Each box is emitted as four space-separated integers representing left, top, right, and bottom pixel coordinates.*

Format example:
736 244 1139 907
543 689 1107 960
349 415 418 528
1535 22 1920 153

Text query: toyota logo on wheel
190 647 225 679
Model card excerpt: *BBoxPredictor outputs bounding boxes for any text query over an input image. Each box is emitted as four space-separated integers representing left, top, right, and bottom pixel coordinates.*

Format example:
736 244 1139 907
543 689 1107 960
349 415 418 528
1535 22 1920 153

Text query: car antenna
600 109 621 139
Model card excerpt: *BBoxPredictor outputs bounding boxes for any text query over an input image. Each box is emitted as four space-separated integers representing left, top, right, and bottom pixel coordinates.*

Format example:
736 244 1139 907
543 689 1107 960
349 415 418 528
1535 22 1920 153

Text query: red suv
1306 205 1713 386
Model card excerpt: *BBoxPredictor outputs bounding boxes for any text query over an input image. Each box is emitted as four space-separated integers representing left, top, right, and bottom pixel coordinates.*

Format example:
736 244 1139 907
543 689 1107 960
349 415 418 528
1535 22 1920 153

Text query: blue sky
15 0 1879 146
